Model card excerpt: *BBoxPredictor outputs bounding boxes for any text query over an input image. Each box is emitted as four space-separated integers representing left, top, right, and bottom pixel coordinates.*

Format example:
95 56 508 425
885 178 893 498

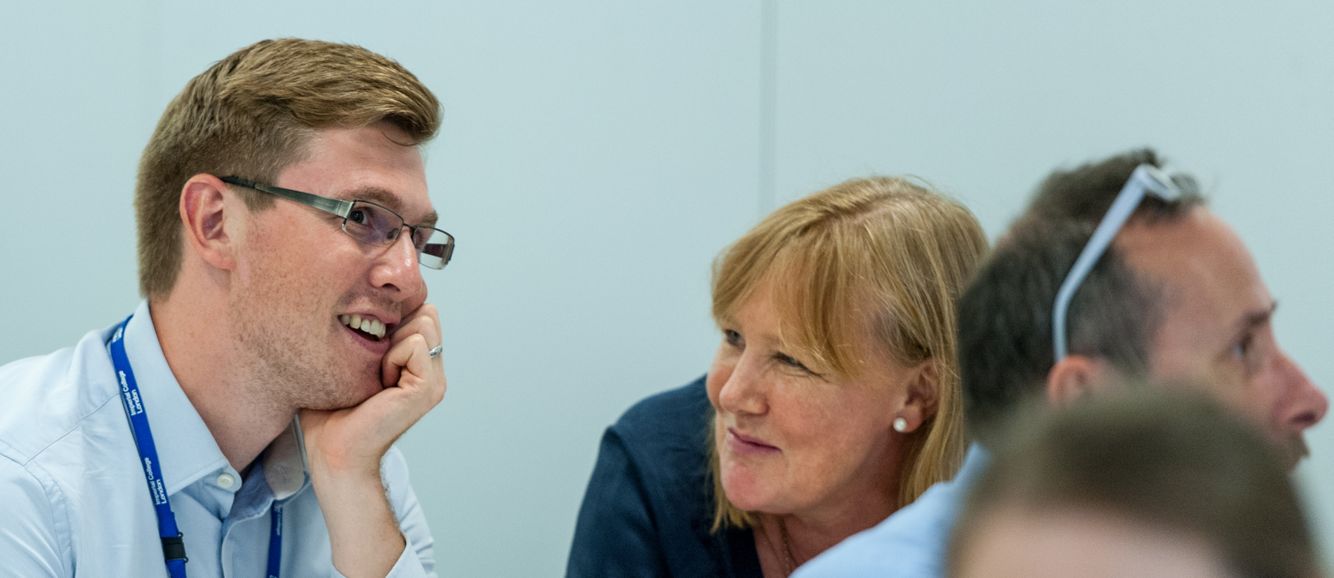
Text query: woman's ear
894 359 939 434
179 174 239 272
1045 354 1115 409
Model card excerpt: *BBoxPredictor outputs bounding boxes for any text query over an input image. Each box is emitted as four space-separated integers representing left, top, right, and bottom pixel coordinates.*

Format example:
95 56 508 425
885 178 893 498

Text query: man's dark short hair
958 148 1204 444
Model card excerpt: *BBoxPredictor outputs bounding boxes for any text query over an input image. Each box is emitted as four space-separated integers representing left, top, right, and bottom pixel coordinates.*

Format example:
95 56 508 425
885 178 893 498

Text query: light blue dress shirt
0 301 436 577
792 445 990 578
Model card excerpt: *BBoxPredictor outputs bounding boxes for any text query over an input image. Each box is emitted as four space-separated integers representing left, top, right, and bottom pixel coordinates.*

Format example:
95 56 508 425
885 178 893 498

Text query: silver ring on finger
427 344 443 359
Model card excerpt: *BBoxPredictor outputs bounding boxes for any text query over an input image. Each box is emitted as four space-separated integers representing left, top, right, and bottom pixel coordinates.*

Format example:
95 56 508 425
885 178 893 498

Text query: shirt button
216 473 237 489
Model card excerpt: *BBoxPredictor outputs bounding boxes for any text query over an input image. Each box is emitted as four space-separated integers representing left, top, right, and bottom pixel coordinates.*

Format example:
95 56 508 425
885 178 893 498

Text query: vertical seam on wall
758 0 778 215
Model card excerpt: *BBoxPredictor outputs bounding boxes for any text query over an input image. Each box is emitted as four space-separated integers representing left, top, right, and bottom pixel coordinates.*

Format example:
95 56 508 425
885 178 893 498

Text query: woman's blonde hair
709 176 988 530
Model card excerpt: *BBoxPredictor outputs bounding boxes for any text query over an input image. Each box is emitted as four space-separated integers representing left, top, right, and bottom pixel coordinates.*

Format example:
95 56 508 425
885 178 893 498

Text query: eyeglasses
1051 164 1182 362
219 176 455 270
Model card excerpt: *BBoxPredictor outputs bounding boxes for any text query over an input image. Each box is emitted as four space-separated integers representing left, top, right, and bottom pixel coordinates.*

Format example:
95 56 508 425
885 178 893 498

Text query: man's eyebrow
343 186 438 227
1232 301 1279 336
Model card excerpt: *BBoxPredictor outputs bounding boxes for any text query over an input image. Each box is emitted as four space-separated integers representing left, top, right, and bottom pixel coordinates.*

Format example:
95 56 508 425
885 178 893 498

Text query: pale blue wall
2 2 1331 575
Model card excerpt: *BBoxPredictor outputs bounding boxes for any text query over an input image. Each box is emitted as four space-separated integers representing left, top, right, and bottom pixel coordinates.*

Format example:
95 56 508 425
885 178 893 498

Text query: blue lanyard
109 315 284 578
268 501 284 578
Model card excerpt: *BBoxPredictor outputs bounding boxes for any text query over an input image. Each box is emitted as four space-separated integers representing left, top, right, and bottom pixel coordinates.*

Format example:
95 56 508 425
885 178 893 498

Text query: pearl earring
893 417 909 433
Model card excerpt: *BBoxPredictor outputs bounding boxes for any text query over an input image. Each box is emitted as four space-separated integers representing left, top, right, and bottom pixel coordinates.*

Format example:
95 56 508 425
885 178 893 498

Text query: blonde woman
567 177 988 577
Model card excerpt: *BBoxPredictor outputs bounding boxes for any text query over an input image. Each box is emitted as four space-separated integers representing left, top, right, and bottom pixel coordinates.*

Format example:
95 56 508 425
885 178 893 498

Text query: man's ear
179 174 239 272
1045 354 1115 409
894 359 939 434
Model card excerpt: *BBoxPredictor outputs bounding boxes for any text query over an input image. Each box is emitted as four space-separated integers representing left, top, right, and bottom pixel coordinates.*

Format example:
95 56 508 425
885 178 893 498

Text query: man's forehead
1119 209 1274 340
279 124 436 223
1116 209 1260 291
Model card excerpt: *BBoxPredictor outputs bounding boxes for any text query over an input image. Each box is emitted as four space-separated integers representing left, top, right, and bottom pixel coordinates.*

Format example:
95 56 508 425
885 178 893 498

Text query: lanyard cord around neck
109 315 284 578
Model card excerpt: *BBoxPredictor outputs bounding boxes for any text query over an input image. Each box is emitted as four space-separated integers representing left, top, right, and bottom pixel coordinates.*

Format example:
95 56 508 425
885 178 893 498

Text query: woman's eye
723 329 743 348
775 352 814 374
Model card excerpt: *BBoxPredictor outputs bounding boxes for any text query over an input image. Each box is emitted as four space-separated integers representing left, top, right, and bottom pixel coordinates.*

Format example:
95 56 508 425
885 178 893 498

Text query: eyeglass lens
343 201 453 269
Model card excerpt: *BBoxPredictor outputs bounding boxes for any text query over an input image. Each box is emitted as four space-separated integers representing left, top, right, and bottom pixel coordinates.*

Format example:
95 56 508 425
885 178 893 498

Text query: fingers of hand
381 333 429 389
381 303 446 406
391 304 440 349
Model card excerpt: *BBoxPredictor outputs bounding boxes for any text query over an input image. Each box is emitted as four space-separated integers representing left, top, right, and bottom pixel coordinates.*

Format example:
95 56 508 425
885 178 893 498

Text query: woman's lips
727 427 780 455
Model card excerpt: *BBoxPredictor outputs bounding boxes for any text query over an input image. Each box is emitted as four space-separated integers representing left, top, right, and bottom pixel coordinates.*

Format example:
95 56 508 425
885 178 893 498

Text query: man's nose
370 231 426 301
1278 352 1327 431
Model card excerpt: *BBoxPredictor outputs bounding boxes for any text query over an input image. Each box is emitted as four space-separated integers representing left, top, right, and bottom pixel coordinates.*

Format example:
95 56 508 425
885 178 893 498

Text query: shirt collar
121 300 307 498
956 443 992 485
263 420 309 500
121 300 230 495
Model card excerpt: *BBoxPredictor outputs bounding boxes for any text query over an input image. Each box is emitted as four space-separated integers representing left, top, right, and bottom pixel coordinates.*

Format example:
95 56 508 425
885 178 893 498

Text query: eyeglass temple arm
219 176 353 218
1051 165 1165 362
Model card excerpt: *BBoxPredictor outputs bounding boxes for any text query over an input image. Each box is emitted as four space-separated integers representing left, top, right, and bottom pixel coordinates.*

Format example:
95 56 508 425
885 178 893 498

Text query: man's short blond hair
134 38 441 298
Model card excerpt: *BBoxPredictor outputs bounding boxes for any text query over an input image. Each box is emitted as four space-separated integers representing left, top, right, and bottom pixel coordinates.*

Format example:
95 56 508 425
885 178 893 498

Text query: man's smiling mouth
339 314 387 341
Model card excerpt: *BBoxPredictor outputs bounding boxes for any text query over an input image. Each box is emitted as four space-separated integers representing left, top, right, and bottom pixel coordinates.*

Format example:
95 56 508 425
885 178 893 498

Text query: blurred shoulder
611 375 712 447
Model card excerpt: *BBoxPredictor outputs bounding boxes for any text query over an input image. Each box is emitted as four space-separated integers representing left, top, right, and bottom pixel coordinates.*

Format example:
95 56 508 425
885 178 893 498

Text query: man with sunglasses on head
0 39 452 577
794 148 1328 578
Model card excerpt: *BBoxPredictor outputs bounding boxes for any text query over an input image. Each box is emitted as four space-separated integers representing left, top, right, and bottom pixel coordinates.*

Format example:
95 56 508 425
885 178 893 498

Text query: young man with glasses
794 149 1328 578
0 39 450 577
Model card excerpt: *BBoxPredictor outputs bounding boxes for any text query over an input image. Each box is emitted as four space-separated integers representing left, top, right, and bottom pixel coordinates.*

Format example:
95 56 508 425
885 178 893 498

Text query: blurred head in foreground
950 388 1321 578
